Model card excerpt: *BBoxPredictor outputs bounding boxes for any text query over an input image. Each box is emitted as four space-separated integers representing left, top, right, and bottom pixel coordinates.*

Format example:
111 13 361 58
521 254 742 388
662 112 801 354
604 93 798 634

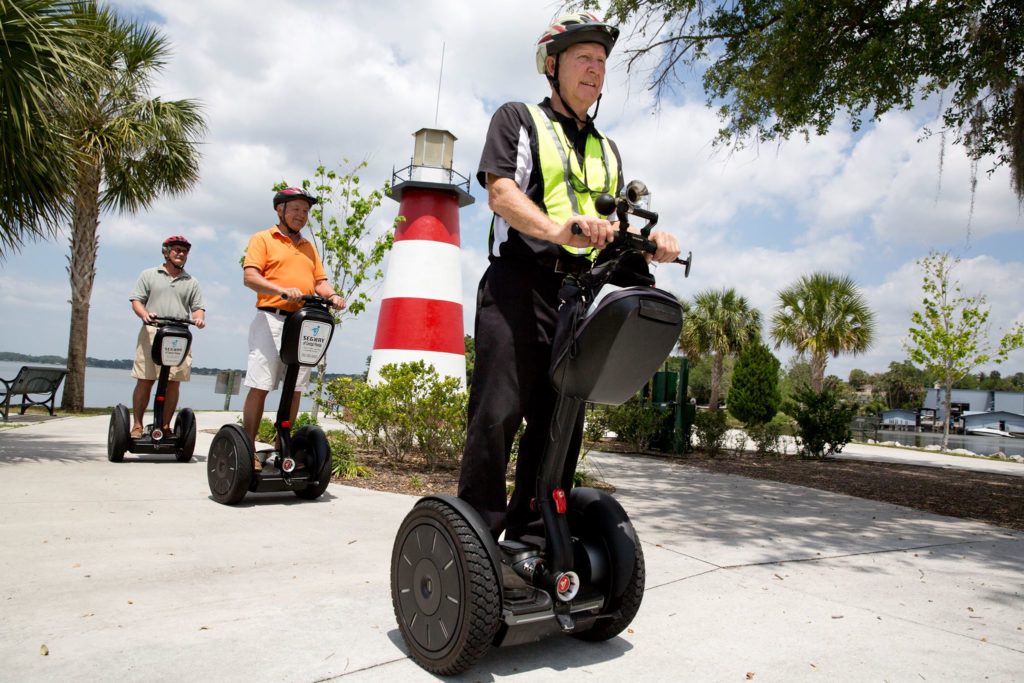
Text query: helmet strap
550 57 591 126
277 204 303 237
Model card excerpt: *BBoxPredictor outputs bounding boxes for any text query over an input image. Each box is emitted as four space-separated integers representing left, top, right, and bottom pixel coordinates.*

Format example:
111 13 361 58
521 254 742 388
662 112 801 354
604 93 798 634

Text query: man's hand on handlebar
279 287 304 301
645 230 680 264
563 215 615 249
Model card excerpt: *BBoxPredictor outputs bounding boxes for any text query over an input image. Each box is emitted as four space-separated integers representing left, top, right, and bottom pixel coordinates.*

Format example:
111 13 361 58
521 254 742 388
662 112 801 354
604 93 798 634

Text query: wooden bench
0 366 68 421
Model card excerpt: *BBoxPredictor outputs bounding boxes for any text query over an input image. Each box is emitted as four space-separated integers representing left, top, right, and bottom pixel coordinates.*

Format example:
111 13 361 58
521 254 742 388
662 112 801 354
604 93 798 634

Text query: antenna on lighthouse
434 42 445 127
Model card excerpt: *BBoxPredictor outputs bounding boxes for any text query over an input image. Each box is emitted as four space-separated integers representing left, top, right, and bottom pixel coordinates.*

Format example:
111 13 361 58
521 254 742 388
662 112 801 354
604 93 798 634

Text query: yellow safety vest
526 104 619 259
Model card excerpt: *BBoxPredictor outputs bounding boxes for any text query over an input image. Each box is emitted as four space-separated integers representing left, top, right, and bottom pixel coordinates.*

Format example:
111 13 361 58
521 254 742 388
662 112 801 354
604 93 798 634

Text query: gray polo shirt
130 266 204 319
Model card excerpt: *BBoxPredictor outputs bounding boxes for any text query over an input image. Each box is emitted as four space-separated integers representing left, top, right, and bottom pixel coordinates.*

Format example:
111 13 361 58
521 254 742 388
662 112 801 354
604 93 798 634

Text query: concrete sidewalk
0 413 1022 681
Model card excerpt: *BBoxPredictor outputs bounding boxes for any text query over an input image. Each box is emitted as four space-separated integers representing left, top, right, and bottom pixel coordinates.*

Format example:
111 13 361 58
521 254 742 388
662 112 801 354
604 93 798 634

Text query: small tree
727 342 781 426
905 251 1024 450
786 384 857 459
275 161 395 418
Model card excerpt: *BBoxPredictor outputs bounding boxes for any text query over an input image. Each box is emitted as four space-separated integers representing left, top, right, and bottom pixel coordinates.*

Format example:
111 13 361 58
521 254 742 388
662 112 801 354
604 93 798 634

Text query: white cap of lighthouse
368 128 474 388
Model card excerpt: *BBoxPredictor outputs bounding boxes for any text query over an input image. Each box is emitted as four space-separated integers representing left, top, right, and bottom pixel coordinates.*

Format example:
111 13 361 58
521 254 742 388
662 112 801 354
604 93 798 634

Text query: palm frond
0 0 97 255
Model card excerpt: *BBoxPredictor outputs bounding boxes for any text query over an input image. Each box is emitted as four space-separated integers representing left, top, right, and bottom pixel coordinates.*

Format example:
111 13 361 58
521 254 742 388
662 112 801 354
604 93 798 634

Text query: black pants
457 259 585 539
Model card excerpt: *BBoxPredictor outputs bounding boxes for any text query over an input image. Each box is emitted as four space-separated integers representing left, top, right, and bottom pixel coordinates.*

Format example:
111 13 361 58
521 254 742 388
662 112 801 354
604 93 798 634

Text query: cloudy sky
3 0 1022 385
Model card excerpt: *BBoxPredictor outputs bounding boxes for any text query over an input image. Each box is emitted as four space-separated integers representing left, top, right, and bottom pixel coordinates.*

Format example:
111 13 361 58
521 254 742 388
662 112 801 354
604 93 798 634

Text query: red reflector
281 420 291 429
553 488 567 514
557 575 570 593
155 396 165 402
529 497 536 512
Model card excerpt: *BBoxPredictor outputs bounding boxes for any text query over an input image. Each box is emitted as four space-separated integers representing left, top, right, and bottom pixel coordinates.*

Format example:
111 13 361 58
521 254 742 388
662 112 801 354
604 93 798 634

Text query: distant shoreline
0 352 361 380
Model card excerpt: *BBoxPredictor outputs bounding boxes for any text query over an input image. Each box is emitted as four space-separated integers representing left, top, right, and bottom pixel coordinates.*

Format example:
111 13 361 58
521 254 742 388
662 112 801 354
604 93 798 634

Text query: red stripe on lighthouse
373 298 464 354
395 189 461 246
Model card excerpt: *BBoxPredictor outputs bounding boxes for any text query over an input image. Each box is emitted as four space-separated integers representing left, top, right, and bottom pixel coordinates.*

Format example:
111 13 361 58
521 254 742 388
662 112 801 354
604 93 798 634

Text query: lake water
0 360 317 412
863 427 1024 457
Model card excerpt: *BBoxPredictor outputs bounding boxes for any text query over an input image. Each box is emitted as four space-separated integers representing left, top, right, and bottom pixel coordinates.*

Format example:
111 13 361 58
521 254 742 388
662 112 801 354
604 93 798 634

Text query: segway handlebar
147 315 199 327
570 181 692 277
279 293 336 308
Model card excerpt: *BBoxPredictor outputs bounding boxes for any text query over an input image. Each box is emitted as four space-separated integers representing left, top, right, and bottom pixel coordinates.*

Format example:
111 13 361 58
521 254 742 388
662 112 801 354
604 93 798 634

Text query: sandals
130 426 144 439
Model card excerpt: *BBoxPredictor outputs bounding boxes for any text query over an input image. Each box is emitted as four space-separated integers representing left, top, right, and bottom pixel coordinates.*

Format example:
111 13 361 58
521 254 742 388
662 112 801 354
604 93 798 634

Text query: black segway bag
280 306 335 367
151 325 192 367
550 284 683 405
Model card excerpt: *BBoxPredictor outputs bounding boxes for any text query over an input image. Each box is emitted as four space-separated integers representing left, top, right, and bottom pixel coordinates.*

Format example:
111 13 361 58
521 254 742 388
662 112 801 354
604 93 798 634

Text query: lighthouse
368 128 474 388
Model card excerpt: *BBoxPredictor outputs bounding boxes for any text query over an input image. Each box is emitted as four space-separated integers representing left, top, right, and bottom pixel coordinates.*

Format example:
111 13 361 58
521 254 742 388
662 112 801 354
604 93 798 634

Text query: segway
108 316 198 463
391 181 692 674
206 295 335 505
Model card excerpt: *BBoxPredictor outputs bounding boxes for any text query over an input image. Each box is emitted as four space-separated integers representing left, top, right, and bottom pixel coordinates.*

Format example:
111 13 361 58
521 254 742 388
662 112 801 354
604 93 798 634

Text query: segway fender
420 495 504 604
568 487 638 600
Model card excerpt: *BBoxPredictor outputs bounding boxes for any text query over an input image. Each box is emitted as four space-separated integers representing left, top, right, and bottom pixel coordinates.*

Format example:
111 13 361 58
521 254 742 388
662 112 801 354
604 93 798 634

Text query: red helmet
535 13 619 75
273 186 319 209
162 235 191 251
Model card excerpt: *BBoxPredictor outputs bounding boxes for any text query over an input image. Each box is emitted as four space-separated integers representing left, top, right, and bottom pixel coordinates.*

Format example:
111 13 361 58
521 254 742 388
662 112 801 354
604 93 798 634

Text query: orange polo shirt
243 227 327 312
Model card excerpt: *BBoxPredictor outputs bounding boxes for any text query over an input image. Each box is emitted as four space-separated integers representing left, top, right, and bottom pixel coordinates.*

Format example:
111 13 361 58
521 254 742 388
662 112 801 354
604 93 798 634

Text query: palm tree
678 288 762 410
770 272 876 393
59 2 206 410
0 0 95 254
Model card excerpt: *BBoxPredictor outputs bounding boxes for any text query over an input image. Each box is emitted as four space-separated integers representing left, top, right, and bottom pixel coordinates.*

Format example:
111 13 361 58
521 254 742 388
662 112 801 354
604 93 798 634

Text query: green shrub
323 362 467 468
785 385 857 458
746 421 783 456
693 408 729 456
327 430 372 478
293 411 318 429
604 396 668 452
254 417 275 444
245 412 319 445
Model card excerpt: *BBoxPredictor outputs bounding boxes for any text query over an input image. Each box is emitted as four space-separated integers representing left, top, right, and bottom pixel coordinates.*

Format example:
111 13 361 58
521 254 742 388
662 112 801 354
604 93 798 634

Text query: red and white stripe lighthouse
368 128 474 387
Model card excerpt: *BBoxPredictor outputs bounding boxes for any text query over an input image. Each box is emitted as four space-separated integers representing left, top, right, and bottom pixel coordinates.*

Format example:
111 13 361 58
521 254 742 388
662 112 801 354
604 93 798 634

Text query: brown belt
258 306 288 317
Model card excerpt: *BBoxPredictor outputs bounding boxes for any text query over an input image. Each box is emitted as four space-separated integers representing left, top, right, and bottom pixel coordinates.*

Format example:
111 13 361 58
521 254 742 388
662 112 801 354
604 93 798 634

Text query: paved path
1 413 1022 681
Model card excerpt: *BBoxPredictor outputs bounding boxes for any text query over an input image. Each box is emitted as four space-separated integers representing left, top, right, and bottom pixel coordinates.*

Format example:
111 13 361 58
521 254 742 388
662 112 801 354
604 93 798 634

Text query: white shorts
244 310 312 392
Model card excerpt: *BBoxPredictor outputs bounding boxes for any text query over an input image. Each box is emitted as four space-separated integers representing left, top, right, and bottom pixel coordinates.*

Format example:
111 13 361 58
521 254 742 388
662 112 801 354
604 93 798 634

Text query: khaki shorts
131 325 193 381
244 310 312 391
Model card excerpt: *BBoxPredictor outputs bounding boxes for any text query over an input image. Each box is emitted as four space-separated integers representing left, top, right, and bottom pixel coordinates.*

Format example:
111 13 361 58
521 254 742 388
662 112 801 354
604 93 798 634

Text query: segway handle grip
149 315 197 327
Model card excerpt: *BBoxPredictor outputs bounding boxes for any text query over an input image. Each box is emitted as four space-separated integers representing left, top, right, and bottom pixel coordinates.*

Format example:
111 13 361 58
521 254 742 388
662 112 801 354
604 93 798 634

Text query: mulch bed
676 454 1024 531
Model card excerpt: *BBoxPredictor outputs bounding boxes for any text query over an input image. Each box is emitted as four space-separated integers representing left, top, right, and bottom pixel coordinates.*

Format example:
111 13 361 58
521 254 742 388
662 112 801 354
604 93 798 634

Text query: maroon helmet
161 235 191 253
273 187 319 209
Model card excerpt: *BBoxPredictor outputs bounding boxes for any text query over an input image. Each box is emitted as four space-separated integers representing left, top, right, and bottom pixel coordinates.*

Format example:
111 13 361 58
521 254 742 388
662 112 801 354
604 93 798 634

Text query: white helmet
535 13 619 76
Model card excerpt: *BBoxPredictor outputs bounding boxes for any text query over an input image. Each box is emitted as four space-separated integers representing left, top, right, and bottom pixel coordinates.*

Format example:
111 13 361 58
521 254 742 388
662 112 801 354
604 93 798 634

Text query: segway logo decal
298 319 331 365
160 336 187 366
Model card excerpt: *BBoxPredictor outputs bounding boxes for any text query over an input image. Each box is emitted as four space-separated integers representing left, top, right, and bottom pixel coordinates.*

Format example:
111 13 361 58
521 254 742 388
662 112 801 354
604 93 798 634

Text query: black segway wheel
573 529 645 642
174 408 197 463
391 498 500 675
567 487 646 642
107 404 130 462
292 426 331 500
207 424 253 505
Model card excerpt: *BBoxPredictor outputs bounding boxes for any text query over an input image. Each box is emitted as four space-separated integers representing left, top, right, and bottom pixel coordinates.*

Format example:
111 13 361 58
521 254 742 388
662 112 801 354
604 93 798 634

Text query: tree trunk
60 157 101 412
309 358 325 421
941 380 952 452
810 351 827 393
709 353 724 409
